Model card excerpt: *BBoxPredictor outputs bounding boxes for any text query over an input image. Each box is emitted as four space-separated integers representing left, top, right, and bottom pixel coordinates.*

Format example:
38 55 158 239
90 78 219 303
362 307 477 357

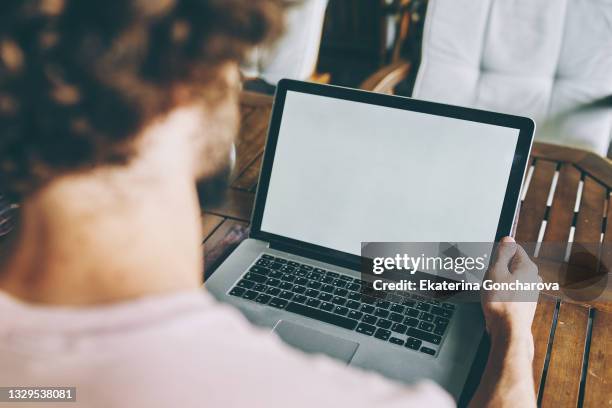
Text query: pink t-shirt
0 289 454 408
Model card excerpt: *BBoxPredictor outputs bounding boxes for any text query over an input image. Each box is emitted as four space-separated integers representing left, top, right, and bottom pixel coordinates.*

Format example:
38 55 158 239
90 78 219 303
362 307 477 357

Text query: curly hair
0 0 283 199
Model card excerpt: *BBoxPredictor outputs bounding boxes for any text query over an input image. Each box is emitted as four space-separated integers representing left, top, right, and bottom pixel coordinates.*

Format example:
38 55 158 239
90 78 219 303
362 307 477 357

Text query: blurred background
242 0 612 157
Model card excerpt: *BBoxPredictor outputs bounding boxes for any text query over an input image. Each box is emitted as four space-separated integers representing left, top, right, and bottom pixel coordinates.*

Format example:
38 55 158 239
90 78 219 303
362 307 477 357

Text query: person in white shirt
0 1 537 407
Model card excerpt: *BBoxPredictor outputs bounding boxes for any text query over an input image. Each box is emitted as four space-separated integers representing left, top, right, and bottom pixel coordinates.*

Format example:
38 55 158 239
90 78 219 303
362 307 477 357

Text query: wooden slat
232 153 263 192
569 176 606 280
578 153 612 190
516 160 557 242
531 142 589 164
540 163 581 261
200 212 224 243
201 188 255 222
583 310 612 407
232 106 270 183
540 302 590 408
203 218 248 280
532 295 558 395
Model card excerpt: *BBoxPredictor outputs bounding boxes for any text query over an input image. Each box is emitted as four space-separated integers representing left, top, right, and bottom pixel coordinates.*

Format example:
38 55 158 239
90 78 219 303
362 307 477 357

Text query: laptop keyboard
228 254 455 357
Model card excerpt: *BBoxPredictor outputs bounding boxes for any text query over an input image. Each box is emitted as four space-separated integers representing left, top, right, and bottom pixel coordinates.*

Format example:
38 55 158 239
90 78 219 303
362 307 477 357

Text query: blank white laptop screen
260 91 520 256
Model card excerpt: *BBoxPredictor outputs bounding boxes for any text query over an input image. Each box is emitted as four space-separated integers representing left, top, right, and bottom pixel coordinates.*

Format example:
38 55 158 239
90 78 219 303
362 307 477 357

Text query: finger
509 244 537 275
493 236 518 268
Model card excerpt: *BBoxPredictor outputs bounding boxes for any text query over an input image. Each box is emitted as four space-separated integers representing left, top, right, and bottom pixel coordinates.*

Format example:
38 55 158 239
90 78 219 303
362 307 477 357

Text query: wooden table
202 91 612 407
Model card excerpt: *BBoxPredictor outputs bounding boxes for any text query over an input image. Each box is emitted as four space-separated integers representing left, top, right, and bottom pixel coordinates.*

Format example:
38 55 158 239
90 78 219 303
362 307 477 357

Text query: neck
0 110 206 305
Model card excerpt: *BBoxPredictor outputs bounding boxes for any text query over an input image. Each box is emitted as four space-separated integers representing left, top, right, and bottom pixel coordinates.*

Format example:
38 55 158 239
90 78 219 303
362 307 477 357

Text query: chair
241 0 328 85
362 0 612 156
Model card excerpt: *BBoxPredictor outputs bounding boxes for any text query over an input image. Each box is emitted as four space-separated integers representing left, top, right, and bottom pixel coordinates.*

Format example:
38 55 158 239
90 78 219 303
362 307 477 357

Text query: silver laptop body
206 80 534 401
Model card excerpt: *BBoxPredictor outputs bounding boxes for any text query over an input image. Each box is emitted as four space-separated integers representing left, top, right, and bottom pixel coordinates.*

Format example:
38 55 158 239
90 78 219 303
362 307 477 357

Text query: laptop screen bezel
248 79 535 271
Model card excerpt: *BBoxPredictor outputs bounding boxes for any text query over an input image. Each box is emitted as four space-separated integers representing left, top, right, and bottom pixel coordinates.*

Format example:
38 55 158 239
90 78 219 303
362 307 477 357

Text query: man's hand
482 236 540 350
470 236 540 408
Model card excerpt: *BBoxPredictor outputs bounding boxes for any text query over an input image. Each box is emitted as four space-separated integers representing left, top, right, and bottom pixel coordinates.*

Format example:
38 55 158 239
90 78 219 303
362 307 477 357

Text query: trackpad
272 320 359 364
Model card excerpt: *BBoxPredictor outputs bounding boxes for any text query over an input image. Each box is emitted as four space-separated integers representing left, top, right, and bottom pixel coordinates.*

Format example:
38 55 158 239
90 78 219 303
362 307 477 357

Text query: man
0 1 538 407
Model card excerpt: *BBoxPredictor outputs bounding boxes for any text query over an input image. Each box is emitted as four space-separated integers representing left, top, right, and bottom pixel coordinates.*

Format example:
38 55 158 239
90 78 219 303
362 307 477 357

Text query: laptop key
250 266 269 275
265 287 280 296
339 275 353 281
322 276 335 284
268 297 288 309
333 279 347 288
269 271 283 279
334 306 349 316
322 284 335 293
229 287 245 297
431 306 453 318
245 273 267 283
362 314 377 325
419 321 434 332
347 283 361 291
346 300 360 309
420 312 435 322
261 254 274 260
281 274 295 283
301 265 313 271
374 308 389 319
435 316 450 325
274 257 287 264
306 298 321 308
442 303 455 310
255 294 271 304
389 312 404 323
434 325 447 336
270 262 284 270
334 288 348 297
375 300 390 309
389 337 404 346
348 292 362 301
293 285 306 294
278 282 293 290
416 302 430 312
237 279 255 289
376 319 392 329
332 296 347 306
288 261 300 267
420 347 436 356
318 292 333 302
279 291 293 300
390 304 405 314
320 302 334 312
293 294 308 304
404 317 419 327
254 283 267 292
348 310 363 320
374 328 391 341
391 323 408 334
305 289 319 298
356 323 376 336
307 281 322 289
405 337 422 350
242 290 258 300
285 302 358 330
407 328 442 345
282 266 296 274
295 277 308 285
405 308 420 318
361 305 375 314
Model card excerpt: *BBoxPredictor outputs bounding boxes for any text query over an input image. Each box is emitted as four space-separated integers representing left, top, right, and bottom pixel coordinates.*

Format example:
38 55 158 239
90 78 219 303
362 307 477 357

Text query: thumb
494 236 518 267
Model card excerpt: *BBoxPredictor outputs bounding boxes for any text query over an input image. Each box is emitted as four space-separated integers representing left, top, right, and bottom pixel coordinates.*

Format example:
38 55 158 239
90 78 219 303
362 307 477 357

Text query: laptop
206 79 534 400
